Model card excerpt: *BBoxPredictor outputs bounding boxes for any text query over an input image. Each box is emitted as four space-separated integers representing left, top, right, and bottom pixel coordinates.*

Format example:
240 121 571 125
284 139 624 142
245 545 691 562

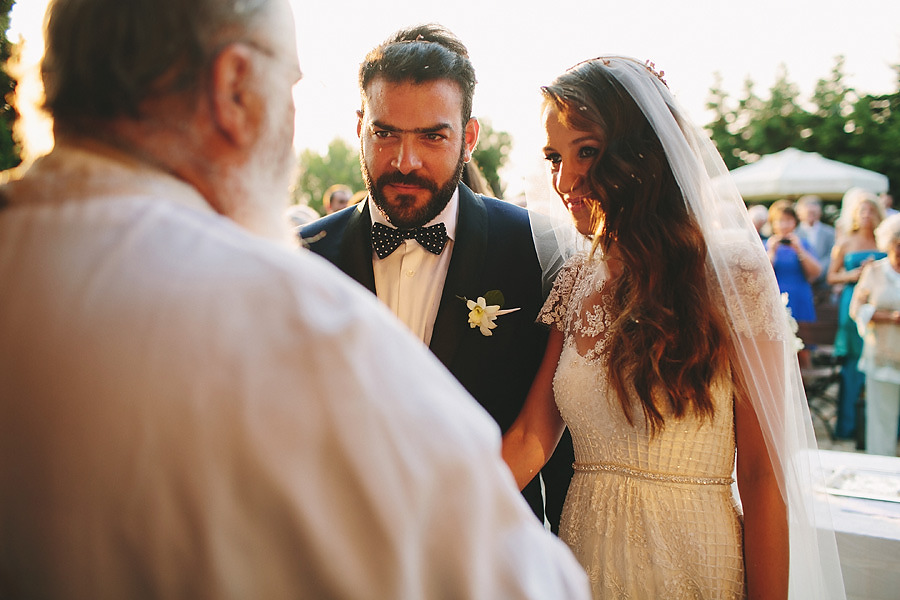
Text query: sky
9 0 900 194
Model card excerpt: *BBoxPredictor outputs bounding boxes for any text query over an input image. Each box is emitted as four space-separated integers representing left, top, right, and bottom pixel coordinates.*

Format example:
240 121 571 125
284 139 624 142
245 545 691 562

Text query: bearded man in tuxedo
300 23 573 532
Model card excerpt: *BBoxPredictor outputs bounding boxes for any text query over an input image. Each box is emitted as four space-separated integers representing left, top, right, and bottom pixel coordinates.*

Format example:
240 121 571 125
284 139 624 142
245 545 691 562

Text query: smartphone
779 238 792 245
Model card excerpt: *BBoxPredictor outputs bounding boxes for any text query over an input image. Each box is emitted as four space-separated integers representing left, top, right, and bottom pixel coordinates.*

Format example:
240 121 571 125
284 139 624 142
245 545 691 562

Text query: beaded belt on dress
573 461 734 486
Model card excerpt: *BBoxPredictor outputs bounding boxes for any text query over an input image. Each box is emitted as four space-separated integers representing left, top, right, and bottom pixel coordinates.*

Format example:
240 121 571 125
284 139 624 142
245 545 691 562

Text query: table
816 450 900 600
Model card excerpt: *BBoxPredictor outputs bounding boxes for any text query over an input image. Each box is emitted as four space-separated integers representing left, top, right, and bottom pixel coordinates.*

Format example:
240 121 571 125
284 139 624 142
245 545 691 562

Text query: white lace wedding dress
540 252 745 599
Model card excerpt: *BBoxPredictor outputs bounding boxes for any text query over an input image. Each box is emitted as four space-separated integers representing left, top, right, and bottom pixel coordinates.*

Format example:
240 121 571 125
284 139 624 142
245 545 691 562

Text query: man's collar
7 140 214 217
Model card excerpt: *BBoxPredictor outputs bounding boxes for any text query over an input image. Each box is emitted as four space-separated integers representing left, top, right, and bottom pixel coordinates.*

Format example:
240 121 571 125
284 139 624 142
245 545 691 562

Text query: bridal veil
527 56 846 599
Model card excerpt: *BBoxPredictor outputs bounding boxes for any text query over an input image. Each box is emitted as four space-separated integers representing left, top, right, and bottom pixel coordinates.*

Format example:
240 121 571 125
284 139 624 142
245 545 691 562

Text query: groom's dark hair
358 23 477 125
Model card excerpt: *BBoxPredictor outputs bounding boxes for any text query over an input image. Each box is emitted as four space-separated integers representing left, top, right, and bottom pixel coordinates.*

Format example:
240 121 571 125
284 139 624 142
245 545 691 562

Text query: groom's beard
362 148 466 229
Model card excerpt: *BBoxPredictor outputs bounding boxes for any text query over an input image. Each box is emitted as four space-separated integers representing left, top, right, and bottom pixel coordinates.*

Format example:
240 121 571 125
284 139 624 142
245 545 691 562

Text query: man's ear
464 117 480 162
209 44 259 147
356 109 364 138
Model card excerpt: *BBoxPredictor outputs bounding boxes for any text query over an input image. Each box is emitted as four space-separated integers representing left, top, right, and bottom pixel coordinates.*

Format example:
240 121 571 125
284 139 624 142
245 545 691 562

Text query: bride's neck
603 245 625 279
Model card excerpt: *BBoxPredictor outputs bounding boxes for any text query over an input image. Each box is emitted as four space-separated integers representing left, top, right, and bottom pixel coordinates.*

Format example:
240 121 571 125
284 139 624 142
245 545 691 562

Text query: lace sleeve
537 252 587 331
709 233 787 341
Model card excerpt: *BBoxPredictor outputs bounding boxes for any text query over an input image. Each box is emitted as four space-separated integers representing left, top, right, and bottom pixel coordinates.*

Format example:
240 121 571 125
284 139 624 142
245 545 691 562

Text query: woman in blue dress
766 200 822 322
827 194 886 439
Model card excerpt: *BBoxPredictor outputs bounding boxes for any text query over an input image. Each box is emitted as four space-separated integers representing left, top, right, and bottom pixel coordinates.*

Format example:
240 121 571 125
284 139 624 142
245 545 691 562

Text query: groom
300 24 573 532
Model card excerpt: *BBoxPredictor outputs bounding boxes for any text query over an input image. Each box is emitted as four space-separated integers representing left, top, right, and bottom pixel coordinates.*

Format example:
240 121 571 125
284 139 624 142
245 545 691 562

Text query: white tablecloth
816 450 900 600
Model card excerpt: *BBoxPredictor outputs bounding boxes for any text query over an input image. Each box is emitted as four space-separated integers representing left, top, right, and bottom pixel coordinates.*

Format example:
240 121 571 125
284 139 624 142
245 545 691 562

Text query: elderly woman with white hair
850 213 900 455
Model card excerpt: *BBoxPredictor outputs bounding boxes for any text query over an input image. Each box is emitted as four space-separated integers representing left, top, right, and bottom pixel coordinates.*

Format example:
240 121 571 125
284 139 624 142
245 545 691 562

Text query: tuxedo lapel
430 185 488 367
337 201 377 294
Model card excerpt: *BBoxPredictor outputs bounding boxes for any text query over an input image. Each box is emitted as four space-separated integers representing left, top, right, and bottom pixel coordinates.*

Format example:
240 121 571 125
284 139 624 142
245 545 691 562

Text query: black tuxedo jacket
299 184 573 530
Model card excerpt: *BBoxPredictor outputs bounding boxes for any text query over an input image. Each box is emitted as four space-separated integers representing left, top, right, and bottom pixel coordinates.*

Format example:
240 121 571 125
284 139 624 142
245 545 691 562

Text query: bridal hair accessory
458 290 520 336
643 60 667 87
578 57 667 88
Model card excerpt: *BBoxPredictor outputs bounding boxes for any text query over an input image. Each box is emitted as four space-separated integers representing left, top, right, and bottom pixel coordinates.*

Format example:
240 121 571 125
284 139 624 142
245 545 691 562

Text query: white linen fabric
0 143 590 600
370 190 458 345
529 57 846 599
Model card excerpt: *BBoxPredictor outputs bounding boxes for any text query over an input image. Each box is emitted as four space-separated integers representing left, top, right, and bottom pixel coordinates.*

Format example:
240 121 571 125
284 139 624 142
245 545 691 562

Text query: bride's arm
735 388 789 600
502 328 566 491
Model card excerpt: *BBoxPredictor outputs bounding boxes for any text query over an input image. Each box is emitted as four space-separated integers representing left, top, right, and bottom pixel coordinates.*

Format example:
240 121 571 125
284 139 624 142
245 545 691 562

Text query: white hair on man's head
747 203 769 228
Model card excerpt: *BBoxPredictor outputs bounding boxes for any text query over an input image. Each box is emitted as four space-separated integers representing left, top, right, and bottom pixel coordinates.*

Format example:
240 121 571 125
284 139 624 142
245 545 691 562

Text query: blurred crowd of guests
753 190 900 456
285 183 369 228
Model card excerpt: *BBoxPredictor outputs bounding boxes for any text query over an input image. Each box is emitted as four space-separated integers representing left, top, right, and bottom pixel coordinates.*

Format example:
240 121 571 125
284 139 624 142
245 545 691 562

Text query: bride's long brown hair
542 61 735 433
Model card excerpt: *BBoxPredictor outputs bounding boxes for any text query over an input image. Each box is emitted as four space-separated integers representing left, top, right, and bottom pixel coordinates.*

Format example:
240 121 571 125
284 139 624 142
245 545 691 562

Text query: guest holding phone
766 199 822 323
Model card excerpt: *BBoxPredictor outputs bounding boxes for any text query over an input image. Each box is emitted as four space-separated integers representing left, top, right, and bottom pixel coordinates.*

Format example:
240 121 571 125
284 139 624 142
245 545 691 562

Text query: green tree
846 85 900 192
803 57 856 161
706 73 742 170
720 66 807 162
0 0 20 172
291 137 365 215
705 56 900 193
745 66 806 156
472 119 512 198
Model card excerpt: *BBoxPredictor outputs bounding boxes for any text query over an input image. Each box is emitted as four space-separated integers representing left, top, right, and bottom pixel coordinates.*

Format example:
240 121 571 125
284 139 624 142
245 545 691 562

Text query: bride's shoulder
707 229 772 273
554 251 596 283
543 251 592 303
561 250 594 271
706 229 790 339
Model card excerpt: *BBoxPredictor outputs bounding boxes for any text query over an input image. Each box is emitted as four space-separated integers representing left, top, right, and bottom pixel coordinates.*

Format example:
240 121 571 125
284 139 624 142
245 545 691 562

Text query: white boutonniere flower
459 290 520 337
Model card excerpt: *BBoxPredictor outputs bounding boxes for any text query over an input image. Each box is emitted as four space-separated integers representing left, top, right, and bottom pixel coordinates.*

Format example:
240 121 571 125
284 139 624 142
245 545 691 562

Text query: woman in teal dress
828 194 886 439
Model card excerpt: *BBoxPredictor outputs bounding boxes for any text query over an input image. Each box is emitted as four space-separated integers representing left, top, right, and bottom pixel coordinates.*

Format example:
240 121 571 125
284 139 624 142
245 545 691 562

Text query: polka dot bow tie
371 221 448 259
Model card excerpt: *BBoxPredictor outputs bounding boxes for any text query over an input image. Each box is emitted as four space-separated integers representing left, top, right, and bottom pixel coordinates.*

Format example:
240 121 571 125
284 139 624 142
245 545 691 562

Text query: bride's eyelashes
543 146 601 170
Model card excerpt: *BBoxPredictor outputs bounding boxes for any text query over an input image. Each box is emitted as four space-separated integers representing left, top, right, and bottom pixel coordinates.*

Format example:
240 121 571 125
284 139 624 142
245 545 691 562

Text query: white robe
0 142 589 599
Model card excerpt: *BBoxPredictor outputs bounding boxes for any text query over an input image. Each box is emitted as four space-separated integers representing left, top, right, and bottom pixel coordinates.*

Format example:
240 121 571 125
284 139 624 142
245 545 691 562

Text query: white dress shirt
369 190 457 345
0 143 589 599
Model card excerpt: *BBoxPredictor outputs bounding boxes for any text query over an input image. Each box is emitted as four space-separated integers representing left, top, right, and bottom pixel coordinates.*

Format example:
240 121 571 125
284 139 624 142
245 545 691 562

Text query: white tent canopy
728 147 889 202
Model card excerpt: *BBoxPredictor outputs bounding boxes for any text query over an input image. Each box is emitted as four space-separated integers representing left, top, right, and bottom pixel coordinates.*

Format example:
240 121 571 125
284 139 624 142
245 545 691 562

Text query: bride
502 57 845 599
